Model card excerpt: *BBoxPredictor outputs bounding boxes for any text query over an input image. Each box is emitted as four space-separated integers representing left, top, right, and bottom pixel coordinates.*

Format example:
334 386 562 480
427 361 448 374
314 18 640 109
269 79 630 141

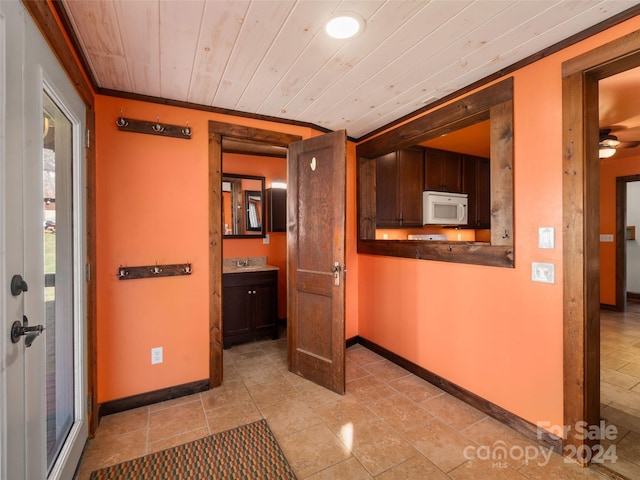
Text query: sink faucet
236 259 249 267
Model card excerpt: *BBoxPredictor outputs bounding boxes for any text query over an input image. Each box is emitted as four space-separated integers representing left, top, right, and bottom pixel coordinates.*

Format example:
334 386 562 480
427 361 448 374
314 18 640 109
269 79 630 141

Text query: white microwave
423 191 468 225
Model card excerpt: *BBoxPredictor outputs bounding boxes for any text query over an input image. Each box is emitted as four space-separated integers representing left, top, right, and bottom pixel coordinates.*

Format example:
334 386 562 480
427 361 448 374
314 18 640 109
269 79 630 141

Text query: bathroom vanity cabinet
222 269 278 347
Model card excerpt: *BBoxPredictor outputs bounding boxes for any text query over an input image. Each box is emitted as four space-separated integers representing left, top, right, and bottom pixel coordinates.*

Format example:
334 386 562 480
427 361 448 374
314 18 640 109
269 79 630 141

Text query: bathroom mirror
222 174 265 238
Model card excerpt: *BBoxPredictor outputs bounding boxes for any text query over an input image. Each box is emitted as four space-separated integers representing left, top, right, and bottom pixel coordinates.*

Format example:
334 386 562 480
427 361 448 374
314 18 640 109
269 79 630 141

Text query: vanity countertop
222 256 279 274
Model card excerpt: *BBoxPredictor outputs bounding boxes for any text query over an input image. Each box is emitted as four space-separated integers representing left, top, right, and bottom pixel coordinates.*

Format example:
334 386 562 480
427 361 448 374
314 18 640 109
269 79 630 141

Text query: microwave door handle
458 203 466 221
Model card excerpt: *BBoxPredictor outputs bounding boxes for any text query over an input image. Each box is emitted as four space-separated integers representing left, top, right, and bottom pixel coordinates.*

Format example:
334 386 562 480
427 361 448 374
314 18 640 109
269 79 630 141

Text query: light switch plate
538 227 555 249
532 262 555 284
263 234 270 245
600 234 614 242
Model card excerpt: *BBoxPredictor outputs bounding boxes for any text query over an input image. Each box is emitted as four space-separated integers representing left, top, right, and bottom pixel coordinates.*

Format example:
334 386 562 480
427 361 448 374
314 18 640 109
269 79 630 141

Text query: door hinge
86 263 91 282
85 129 90 149
87 394 92 415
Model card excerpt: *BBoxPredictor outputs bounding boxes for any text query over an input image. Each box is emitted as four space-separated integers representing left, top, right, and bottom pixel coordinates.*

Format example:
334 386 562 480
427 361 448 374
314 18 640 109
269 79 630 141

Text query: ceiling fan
599 128 640 158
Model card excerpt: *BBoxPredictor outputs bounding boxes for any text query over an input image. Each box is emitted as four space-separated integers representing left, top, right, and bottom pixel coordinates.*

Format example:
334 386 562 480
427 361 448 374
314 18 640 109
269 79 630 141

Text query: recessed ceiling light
325 13 364 39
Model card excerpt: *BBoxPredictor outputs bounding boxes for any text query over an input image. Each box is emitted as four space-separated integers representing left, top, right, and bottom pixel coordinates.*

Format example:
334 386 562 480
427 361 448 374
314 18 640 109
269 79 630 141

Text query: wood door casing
562 30 640 465
208 121 302 387
288 130 347 394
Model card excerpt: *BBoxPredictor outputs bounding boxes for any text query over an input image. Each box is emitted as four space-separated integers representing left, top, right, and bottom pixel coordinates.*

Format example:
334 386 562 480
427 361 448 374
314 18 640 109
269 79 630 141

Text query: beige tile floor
600 299 640 480
75 336 613 479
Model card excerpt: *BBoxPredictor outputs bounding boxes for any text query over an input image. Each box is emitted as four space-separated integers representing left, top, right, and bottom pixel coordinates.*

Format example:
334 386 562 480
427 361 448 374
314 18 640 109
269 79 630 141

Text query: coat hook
118 266 129 278
152 116 165 133
181 120 192 137
151 263 163 274
183 263 192 274
116 109 128 127
503 229 510 239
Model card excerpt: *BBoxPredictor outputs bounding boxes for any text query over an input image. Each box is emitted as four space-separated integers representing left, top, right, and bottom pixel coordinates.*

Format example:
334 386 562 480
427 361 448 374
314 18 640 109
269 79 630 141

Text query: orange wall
222 153 287 318
357 16 640 431
95 97 359 402
93 15 640 428
600 154 640 304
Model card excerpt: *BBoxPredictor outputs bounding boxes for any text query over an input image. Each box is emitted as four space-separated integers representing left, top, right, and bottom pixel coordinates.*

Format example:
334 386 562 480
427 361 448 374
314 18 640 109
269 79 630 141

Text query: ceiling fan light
600 135 620 148
599 146 617 159
325 14 364 39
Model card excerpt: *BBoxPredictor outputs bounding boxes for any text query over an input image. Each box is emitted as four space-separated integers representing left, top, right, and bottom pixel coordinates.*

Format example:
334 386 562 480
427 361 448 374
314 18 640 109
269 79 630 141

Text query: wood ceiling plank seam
62 0 129 90
551 0 640 31
377 3 584 116
292 0 473 129
361 4 640 140
237 0 342 114
312 0 513 135
112 0 161 98
188 1 251 106
310 0 635 136
158 0 206 102
212 0 297 110
505 1 639 56
183 1 209 104
435 0 561 69
90 56 132 94
60 0 101 88
297 0 510 133
259 0 422 120
338 0 630 137
448 0 640 98
398 1 640 125
271 0 428 122
61 0 640 139
255 17 390 123
288 0 448 122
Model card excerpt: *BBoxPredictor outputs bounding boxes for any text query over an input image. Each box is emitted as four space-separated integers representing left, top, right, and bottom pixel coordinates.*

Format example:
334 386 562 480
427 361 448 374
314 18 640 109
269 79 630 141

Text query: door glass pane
43 92 75 472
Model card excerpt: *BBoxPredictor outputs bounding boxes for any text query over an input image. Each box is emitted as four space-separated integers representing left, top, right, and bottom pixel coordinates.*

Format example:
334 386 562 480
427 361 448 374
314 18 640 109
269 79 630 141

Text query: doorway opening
599 175 640 478
562 28 640 475
208 123 348 396
614 177 640 310
207 121 301 387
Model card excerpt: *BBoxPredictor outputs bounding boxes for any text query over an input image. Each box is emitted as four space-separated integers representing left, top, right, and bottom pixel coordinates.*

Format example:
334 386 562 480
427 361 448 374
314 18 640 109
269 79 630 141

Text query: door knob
10 274 28 296
331 262 341 286
11 315 44 347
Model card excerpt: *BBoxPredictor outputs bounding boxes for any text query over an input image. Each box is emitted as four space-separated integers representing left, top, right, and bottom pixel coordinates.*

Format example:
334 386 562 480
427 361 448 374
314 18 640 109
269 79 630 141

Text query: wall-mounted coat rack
118 263 192 280
116 114 192 140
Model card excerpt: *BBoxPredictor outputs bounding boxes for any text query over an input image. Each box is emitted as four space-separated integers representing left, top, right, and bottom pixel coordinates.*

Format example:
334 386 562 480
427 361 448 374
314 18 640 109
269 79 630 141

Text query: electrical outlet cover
151 347 163 364
532 262 555 284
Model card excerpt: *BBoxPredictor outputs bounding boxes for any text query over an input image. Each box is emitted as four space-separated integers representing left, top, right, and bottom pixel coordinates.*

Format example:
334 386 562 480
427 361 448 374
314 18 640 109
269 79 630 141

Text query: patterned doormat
89 419 297 479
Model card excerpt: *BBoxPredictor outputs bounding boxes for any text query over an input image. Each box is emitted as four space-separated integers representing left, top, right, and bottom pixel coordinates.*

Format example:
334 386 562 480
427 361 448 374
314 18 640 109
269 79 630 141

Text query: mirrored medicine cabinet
222 173 265 238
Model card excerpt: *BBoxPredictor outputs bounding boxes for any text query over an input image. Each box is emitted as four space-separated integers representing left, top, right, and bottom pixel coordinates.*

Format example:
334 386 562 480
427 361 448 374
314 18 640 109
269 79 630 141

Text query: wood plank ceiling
60 0 639 139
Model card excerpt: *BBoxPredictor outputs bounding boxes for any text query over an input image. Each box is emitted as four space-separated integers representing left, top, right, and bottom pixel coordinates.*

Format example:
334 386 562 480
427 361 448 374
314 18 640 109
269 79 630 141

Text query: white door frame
41 76 88 480
0 1 87 478
0 5 8 478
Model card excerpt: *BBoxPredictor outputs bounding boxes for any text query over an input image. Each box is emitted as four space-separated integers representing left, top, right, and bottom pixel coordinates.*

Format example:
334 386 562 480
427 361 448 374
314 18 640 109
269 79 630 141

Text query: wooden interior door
287 130 347 394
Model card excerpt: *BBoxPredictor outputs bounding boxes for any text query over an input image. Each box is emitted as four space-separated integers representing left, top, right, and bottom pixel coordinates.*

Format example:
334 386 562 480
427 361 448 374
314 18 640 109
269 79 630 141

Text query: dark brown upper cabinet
423 147 462 193
376 148 424 228
462 154 491 229
266 188 287 232
356 77 514 268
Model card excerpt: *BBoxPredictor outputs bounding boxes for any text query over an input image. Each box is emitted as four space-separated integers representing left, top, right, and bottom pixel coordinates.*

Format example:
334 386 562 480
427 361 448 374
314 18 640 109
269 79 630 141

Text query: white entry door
1 2 87 479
